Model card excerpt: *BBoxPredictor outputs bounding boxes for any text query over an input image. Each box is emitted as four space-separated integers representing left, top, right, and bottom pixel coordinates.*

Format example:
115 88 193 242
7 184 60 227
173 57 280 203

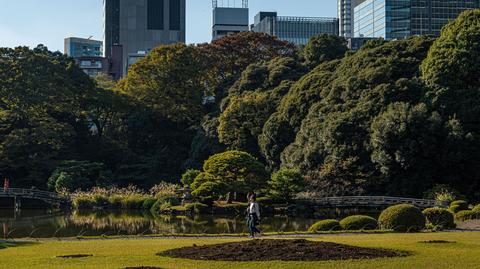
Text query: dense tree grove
2 10 480 200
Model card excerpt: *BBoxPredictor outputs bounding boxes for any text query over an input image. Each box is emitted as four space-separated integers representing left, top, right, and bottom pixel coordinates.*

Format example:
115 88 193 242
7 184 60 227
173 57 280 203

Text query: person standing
247 193 261 238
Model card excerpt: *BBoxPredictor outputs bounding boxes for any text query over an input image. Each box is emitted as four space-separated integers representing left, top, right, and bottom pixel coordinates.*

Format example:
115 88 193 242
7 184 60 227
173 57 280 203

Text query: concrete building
64 37 108 77
354 0 480 40
252 12 339 45
338 0 366 38
103 0 186 78
212 0 249 40
64 37 103 58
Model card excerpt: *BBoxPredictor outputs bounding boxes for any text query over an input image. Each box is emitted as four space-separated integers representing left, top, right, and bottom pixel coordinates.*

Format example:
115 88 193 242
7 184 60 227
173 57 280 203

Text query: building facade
212 1 249 40
64 37 107 77
354 0 480 40
252 12 339 45
104 0 186 78
338 0 366 38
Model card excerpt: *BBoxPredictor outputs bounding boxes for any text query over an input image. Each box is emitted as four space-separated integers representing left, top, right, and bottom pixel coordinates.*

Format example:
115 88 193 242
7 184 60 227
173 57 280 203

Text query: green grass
1 232 480 269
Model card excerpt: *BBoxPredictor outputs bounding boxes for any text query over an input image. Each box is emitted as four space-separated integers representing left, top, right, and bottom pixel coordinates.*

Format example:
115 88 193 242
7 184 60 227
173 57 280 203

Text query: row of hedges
309 204 459 233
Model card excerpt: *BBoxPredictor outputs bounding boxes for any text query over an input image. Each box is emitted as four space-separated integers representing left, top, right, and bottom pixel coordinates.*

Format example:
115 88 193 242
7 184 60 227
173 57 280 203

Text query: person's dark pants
247 213 260 237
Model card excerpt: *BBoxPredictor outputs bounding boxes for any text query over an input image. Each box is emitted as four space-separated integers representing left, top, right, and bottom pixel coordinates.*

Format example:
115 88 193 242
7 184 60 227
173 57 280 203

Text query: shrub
181 169 201 187
122 196 145 210
142 198 158 210
339 215 378 230
73 196 94 209
185 202 209 214
455 210 479 222
450 200 469 211
449 205 463 213
378 204 426 232
151 200 172 214
268 168 305 202
473 204 480 213
308 219 341 232
93 195 109 207
108 195 123 208
422 208 455 229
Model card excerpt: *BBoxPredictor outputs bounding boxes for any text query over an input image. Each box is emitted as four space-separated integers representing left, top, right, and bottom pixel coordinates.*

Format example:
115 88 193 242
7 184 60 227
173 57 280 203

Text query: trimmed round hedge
379 204 425 232
308 219 341 232
422 208 455 229
339 215 378 230
455 210 479 222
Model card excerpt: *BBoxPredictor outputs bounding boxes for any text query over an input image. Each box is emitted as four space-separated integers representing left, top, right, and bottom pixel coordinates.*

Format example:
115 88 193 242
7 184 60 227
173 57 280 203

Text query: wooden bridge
302 196 440 209
0 188 71 210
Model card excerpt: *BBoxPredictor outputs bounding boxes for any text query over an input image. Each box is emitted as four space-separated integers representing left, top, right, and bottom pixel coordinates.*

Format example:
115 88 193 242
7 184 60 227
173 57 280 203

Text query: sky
0 0 337 52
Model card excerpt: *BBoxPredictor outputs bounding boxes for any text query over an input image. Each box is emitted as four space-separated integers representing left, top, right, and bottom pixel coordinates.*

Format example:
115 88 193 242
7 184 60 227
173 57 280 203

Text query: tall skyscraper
212 0 249 40
354 0 480 40
104 0 186 78
252 12 339 45
338 0 365 38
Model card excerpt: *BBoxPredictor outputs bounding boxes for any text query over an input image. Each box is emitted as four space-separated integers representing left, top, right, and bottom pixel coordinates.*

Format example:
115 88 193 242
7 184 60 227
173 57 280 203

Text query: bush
185 202 209 214
308 219 341 232
339 215 378 230
450 200 469 211
181 169 201 187
122 196 145 210
268 168 305 202
93 195 109 207
455 210 479 222
73 197 94 209
378 204 426 232
449 205 463 213
142 198 158 210
108 195 123 208
422 208 455 229
151 200 172 214
473 204 480 213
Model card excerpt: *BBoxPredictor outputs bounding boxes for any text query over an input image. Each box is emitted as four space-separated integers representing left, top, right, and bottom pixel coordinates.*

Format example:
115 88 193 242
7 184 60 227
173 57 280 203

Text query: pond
1 209 321 238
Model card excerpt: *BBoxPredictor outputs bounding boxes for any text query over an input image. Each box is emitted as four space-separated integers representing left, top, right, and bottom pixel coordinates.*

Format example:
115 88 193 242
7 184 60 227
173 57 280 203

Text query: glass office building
252 12 339 45
64 37 103 58
354 0 479 40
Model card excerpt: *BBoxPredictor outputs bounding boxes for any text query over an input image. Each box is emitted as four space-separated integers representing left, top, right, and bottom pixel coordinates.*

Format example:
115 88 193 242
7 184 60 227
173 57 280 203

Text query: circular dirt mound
158 239 405 261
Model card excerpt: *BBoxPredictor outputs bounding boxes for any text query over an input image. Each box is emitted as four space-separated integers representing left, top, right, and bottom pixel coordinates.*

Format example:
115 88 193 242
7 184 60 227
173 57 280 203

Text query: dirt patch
123 267 163 269
56 254 93 259
419 240 456 244
158 239 406 261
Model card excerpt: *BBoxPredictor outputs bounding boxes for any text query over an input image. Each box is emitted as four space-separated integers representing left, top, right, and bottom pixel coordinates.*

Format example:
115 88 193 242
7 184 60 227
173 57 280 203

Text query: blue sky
0 0 337 52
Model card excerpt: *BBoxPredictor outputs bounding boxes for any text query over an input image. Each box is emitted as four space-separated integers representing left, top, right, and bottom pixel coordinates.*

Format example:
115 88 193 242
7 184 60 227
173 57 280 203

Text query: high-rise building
212 0 249 40
64 37 108 77
252 12 339 45
103 0 186 78
338 0 366 38
64 37 103 58
354 0 480 40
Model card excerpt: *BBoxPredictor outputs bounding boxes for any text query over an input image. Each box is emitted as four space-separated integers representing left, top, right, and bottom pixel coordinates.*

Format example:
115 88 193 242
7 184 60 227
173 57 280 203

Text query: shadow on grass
0 241 39 250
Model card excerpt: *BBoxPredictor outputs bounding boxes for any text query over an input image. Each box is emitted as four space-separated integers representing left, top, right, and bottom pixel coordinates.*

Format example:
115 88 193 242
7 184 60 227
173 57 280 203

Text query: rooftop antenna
213 0 248 8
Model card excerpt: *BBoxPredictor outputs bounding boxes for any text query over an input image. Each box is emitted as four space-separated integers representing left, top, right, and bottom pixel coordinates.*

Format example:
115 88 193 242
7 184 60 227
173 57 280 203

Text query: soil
56 254 93 259
158 239 406 261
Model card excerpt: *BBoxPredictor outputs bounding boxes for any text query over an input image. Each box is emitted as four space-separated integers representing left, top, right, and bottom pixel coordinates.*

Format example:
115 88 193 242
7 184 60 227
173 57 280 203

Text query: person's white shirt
248 202 260 219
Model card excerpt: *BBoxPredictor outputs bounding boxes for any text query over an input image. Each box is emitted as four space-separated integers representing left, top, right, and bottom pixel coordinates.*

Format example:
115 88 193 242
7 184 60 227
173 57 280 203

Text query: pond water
1 209 321 238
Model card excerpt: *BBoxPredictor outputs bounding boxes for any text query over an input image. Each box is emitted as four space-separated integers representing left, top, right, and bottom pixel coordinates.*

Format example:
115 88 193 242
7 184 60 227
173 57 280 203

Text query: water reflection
1 209 319 238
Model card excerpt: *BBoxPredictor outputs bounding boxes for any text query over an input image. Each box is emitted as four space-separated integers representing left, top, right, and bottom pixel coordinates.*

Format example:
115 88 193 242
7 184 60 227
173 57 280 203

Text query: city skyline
0 0 337 52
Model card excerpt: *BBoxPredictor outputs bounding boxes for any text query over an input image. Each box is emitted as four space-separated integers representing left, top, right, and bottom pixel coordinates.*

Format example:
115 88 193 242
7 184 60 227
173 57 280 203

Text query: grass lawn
1 232 479 269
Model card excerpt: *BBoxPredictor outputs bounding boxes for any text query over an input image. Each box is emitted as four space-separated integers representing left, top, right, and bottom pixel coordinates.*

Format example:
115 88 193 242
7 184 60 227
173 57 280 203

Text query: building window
169 0 181 31
148 0 164 30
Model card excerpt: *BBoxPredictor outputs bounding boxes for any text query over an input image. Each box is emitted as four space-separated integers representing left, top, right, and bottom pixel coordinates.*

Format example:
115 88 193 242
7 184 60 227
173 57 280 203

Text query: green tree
118 44 207 124
304 34 348 67
181 169 201 187
47 160 111 192
268 168 305 202
191 151 268 202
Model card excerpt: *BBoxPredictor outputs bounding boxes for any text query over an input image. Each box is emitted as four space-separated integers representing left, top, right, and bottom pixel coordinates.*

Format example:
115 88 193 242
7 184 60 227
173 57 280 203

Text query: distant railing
301 196 439 208
0 188 70 205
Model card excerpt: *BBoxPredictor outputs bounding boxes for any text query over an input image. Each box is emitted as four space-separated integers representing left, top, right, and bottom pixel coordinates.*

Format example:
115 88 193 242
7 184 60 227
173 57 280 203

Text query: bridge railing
0 188 68 201
302 196 440 208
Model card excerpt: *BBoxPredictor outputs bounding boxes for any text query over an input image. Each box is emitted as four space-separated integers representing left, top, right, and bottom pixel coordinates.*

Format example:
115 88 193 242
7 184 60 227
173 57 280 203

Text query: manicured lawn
1 232 480 269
